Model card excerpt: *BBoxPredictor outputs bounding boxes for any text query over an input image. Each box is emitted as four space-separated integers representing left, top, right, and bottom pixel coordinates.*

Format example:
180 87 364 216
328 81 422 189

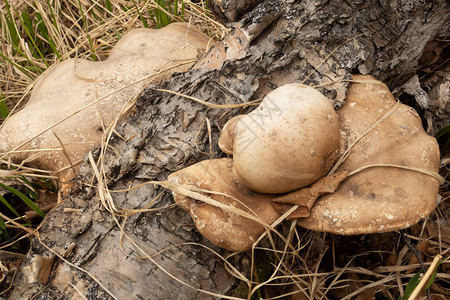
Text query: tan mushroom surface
170 76 442 251
231 84 341 194
168 158 281 252
296 75 441 234
218 115 244 155
168 84 341 251
0 23 211 186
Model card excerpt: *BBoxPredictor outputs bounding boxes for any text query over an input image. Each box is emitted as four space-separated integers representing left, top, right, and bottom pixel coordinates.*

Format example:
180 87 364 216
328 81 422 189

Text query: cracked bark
7 0 449 299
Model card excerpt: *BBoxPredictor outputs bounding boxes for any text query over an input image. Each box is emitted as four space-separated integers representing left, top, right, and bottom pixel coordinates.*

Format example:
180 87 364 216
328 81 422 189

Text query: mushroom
293 75 441 234
226 84 340 194
169 76 442 251
0 23 212 187
167 158 281 252
169 84 341 251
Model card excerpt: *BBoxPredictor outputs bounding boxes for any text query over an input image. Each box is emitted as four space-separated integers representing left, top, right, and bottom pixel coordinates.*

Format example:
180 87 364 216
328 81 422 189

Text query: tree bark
7 0 449 299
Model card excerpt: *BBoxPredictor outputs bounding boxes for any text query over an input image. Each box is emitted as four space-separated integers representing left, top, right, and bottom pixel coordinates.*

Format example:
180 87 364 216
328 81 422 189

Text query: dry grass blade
52 130 77 178
348 164 445 184
328 100 400 175
151 87 261 108
409 254 443 300
68 282 89 300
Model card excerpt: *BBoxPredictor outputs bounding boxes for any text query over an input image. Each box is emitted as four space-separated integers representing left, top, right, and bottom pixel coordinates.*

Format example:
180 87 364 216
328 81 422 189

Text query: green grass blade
19 10 34 40
424 256 445 290
76 0 97 61
89 4 99 21
0 52 36 79
0 182 45 218
45 0 59 32
34 177 56 192
0 194 23 220
180 1 185 21
132 0 148 28
0 217 12 241
152 2 161 28
10 44 43 73
34 10 61 59
0 216 19 250
19 13 50 67
113 29 122 40
6 42 44 74
17 176 38 200
159 1 171 27
105 0 112 12
40 2 60 47
0 94 10 118
0 217 6 230
174 0 179 16
424 271 437 290
153 0 171 28
3 0 20 48
435 124 450 139
174 0 184 19
400 271 421 300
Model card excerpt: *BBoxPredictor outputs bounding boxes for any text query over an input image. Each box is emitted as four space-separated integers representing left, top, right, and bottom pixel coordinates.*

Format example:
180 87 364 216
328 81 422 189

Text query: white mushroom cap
232 84 340 194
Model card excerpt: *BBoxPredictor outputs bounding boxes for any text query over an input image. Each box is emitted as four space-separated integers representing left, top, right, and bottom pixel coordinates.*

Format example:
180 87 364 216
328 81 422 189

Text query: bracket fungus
168 158 281 252
295 75 442 234
0 23 211 188
168 76 442 252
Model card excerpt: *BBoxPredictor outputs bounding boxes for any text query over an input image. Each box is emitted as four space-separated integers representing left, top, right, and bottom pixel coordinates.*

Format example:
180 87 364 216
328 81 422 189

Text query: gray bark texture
6 0 449 299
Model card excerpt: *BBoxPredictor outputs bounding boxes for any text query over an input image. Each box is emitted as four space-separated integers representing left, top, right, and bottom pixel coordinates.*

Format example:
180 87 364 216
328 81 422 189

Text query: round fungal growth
232 84 340 194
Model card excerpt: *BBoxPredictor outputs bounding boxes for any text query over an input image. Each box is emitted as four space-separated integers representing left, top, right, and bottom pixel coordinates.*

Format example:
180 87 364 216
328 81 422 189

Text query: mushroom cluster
169 75 442 252
0 23 212 189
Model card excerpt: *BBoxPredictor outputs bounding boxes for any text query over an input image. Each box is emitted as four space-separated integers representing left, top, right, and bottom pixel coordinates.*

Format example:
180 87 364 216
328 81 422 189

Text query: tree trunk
7 0 448 299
